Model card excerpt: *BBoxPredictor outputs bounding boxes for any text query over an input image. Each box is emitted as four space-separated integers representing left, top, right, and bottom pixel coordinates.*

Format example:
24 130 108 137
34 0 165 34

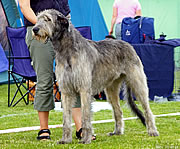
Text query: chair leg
8 71 11 107
9 74 31 107
27 80 30 105
12 75 27 104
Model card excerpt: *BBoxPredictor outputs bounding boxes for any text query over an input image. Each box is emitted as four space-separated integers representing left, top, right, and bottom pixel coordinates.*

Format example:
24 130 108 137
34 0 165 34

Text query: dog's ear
58 15 69 29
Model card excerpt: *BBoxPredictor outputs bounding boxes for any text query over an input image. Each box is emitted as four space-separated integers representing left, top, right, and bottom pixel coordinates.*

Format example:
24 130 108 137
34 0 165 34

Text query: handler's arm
19 0 37 24
135 10 142 17
109 7 117 35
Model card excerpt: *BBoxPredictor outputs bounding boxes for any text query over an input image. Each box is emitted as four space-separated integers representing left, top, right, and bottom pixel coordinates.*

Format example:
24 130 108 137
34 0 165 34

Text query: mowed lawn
0 84 180 149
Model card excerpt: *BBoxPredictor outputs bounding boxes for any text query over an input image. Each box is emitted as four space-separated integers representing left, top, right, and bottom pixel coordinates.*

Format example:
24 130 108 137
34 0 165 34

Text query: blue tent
69 0 108 41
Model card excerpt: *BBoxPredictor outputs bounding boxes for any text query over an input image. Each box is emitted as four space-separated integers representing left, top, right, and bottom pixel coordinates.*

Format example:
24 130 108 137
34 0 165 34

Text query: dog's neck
51 25 84 52
51 24 89 65
51 30 72 50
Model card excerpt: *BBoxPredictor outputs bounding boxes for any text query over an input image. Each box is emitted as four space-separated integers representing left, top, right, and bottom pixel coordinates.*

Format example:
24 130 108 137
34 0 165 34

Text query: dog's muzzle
32 27 49 43
32 27 40 35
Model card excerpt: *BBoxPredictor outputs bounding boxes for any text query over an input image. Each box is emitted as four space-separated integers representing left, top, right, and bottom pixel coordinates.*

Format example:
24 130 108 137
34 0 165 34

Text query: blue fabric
145 38 180 47
0 44 8 73
132 44 174 100
69 0 108 41
6 27 36 80
76 26 92 40
139 17 155 43
121 17 155 44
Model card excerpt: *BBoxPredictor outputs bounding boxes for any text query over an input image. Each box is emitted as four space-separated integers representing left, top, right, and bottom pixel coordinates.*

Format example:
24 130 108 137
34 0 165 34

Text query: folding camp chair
6 26 37 107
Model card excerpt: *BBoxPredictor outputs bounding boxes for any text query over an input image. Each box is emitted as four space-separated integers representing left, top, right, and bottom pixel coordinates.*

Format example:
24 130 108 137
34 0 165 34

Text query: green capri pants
26 26 81 111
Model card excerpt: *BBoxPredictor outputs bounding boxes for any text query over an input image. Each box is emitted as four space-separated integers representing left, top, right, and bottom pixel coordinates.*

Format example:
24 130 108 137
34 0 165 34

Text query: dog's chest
55 56 92 92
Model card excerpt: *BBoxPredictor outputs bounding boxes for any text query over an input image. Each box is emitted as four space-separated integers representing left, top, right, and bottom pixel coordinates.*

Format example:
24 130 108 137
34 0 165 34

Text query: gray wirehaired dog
32 9 159 144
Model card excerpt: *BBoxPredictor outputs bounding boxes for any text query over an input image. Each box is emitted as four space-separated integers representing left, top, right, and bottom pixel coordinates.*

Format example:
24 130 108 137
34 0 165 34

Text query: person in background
109 0 142 39
19 0 96 141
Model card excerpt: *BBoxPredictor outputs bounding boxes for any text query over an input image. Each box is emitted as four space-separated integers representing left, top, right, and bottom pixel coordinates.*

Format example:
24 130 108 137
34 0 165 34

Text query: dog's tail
125 87 146 126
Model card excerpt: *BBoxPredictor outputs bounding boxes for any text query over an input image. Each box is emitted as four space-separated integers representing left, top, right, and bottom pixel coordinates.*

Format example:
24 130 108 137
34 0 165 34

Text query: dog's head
32 9 69 43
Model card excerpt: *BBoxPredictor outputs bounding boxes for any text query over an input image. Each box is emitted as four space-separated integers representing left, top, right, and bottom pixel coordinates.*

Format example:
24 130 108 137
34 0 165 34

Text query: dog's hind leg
105 77 124 136
58 93 73 144
127 65 159 136
79 91 92 144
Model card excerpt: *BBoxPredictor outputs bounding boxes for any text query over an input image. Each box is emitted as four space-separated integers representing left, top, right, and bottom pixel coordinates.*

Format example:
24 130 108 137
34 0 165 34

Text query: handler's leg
80 91 92 144
72 97 96 140
26 27 55 138
115 23 122 40
72 108 81 132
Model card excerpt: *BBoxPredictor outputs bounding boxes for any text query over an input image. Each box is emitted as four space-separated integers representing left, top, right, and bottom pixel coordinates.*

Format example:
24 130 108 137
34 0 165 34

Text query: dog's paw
78 136 92 144
107 131 123 136
107 132 115 136
148 130 159 137
79 139 91 144
57 139 72 144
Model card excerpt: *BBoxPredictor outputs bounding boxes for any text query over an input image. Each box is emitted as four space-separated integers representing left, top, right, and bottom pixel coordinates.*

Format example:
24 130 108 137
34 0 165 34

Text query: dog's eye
44 16 51 22
47 18 51 22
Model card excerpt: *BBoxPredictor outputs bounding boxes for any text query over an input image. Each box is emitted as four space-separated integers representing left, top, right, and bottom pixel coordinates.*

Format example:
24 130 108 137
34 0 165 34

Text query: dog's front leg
58 93 73 144
79 91 92 144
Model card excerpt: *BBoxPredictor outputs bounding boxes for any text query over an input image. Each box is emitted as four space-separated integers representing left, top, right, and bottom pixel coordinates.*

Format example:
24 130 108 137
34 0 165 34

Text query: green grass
0 84 180 149
174 70 180 93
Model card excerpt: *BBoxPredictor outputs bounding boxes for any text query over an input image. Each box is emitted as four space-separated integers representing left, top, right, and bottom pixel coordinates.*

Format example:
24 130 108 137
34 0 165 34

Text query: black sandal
37 129 51 140
76 128 96 140
76 128 82 139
